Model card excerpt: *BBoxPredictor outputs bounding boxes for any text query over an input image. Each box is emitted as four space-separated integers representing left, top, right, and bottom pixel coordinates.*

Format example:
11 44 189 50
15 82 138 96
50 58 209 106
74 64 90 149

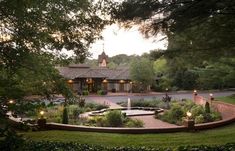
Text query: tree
0 0 113 145
113 0 235 62
130 58 155 91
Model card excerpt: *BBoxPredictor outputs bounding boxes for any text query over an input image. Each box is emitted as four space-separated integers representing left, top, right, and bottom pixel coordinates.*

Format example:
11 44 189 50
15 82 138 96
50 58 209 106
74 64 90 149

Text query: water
127 98 131 110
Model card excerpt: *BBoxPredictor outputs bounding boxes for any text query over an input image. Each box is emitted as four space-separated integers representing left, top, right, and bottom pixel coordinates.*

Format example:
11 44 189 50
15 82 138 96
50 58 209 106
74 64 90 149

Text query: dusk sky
88 24 167 59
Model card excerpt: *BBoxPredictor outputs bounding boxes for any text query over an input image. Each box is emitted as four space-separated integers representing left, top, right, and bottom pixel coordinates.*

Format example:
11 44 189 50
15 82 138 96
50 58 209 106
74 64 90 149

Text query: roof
98 51 108 63
57 64 130 80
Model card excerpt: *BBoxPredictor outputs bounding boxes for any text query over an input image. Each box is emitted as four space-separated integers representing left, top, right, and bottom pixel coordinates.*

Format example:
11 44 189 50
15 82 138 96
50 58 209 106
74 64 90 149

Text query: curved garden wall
8 94 235 134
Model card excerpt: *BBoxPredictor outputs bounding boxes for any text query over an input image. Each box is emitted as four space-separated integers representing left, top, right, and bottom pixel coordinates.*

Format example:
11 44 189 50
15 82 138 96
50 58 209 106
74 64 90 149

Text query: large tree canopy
113 0 235 61
0 0 114 98
0 0 112 69
0 0 114 144
130 58 155 91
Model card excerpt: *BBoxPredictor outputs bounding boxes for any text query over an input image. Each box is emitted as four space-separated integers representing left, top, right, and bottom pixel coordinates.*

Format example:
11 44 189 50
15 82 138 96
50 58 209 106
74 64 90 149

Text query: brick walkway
130 115 178 128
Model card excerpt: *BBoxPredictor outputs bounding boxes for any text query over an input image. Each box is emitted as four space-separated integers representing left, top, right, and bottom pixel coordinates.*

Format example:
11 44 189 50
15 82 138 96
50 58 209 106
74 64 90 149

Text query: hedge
1 140 234 151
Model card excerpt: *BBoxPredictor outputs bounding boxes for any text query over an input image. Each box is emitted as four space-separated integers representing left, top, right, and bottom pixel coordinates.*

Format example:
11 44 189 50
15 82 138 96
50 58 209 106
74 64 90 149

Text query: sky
89 24 167 59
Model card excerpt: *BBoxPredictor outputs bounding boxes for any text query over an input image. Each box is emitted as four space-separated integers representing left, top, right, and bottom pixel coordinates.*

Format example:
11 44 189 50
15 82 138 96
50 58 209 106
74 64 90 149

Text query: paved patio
130 115 178 128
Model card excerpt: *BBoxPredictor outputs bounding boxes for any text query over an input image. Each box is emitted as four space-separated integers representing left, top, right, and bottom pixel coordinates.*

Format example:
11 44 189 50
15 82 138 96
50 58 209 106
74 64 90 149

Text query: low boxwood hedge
1 140 234 151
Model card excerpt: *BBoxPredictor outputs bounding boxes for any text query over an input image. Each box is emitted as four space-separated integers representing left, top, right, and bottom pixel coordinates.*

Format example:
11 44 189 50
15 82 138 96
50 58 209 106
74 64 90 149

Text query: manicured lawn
216 94 235 105
22 123 235 148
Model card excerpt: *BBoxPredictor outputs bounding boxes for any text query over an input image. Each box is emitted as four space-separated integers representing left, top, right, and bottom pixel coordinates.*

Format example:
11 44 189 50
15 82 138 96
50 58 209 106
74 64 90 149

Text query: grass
215 94 235 105
22 123 235 148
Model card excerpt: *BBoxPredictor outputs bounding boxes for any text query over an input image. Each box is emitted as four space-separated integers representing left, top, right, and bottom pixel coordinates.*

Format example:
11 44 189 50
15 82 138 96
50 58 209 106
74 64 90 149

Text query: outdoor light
165 88 168 91
68 79 73 84
120 80 125 83
8 99 14 104
210 93 214 101
103 79 108 83
186 111 192 119
193 90 197 95
40 111 44 116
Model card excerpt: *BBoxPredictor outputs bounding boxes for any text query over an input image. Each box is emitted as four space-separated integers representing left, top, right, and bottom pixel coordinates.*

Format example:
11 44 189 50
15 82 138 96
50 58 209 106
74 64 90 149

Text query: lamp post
165 88 168 94
209 93 214 105
184 111 195 130
7 99 16 117
37 110 46 129
193 90 197 102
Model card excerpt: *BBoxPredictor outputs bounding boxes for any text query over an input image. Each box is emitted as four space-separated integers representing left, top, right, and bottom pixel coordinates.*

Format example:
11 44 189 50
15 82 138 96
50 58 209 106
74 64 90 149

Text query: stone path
130 115 178 128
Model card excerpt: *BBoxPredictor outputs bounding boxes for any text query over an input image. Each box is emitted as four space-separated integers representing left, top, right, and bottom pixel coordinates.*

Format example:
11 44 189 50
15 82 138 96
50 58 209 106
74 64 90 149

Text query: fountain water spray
127 98 131 110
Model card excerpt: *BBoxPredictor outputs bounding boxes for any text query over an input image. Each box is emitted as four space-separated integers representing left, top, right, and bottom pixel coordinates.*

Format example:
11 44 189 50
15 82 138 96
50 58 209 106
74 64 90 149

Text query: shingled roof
98 51 108 63
57 65 130 80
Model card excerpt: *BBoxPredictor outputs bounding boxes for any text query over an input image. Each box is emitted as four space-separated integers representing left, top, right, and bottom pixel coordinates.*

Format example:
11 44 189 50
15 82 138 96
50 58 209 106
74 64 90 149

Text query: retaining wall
8 94 235 134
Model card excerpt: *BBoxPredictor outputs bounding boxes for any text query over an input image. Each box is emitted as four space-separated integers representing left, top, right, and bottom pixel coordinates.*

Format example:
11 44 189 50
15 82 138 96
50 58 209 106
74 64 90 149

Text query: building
57 51 132 93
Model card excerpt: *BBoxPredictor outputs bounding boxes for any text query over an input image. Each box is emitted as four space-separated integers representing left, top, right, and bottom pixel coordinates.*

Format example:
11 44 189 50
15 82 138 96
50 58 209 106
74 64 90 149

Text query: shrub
105 110 124 127
191 105 204 118
62 107 68 124
78 97 85 107
125 118 144 127
82 90 89 96
203 113 213 122
95 116 107 127
195 114 204 124
205 102 210 113
170 104 184 124
210 111 222 121
85 103 108 111
8 140 235 151
97 90 107 95
118 98 164 108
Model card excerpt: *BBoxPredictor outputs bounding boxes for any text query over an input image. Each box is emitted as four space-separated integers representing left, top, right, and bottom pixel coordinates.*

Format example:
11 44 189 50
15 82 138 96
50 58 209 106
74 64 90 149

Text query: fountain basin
89 107 164 117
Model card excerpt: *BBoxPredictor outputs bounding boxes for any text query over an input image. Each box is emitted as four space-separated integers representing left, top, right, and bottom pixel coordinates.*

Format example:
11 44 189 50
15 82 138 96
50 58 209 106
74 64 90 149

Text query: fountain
89 97 164 117
127 98 131 110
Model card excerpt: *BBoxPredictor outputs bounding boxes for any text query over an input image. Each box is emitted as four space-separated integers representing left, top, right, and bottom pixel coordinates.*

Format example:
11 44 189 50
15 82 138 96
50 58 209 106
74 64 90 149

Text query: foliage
62 107 68 124
205 102 210 113
118 98 166 109
113 0 235 60
82 90 89 96
1 140 234 151
194 58 235 89
78 96 85 107
130 58 155 91
160 103 184 125
85 103 108 111
125 118 144 128
0 128 25 151
194 115 204 124
0 0 113 144
105 110 124 127
157 100 221 125
113 0 235 91
97 90 108 95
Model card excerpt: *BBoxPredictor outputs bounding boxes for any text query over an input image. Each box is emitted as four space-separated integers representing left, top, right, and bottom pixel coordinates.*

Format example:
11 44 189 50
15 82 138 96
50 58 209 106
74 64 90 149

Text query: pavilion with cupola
57 51 132 93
